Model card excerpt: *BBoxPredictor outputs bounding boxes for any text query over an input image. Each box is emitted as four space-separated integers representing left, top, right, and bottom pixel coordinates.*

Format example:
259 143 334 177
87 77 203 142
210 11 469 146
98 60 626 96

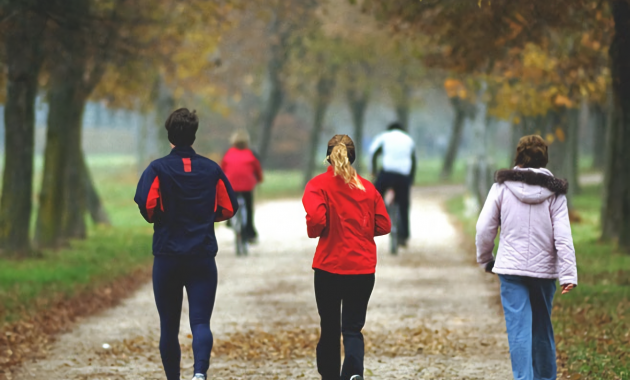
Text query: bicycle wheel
389 203 399 255
235 196 248 256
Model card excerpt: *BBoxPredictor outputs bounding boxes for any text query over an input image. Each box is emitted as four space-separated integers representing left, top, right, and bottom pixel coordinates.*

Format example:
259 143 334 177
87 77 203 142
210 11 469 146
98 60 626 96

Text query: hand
561 284 575 295
484 260 495 273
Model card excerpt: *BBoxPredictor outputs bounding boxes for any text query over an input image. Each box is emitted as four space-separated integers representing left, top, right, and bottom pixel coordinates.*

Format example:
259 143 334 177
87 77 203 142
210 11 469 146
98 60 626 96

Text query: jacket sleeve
476 183 501 268
550 194 578 286
302 181 327 238
134 164 163 223
214 169 239 222
374 191 391 236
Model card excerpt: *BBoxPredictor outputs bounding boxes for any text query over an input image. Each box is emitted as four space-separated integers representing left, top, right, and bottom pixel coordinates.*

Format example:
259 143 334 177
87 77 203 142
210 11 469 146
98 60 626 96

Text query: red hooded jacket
221 147 263 192
302 166 391 275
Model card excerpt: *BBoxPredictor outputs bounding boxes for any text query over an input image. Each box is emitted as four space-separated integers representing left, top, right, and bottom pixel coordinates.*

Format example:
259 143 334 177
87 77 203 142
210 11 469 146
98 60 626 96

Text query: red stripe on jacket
146 176 162 222
302 166 391 275
182 158 192 172
214 178 235 222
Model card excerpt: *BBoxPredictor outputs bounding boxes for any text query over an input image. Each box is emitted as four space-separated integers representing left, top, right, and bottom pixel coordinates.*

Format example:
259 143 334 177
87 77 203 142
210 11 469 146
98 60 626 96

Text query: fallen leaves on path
0 267 151 380
94 324 465 369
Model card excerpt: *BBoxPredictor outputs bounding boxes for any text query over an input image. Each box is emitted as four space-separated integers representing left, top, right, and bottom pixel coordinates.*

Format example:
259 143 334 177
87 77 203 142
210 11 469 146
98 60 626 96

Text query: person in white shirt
369 122 416 247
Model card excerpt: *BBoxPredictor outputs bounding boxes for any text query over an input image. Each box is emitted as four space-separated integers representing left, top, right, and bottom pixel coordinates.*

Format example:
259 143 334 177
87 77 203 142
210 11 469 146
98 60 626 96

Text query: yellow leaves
580 32 602 51
522 43 557 72
554 94 573 108
555 127 566 142
545 133 555 144
444 78 467 99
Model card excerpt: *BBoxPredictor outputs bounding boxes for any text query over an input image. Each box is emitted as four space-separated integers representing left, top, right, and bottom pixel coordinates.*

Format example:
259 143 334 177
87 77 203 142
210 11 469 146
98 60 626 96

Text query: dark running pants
153 255 218 380
375 171 411 242
236 191 258 239
314 269 375 380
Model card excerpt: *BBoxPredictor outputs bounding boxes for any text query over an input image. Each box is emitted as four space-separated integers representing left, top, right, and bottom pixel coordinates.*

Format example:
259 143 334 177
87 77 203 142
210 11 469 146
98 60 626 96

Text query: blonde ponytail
328 143 365 191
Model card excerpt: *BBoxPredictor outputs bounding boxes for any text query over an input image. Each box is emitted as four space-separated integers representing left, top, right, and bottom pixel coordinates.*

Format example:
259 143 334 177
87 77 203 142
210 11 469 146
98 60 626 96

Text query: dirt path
12 185 511 380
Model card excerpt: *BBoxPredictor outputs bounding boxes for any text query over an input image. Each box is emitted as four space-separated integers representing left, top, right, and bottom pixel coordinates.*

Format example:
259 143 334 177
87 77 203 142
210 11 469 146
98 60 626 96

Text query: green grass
0 156 153 325
447 186 630 379
257 170 304 200
414 158 466 186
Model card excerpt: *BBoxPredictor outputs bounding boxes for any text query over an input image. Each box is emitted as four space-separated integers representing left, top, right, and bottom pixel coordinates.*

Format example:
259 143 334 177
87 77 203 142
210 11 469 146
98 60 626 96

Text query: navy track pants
153 255 218 380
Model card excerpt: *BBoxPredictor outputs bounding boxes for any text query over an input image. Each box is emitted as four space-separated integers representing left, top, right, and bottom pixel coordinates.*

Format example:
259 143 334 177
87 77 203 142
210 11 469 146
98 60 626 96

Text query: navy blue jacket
134 146 239 256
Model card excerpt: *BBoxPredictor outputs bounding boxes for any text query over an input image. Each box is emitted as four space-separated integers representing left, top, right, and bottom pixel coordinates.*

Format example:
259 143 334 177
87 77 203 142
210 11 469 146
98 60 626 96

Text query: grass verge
447 186 630 379
0 158 154 375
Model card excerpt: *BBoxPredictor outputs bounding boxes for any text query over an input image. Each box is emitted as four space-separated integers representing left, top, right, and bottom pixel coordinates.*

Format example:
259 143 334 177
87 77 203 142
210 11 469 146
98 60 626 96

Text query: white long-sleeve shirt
369 130 415 175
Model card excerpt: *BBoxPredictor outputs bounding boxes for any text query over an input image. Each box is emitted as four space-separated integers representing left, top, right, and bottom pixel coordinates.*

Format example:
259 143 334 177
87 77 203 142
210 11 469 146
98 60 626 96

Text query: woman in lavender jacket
476 135 578 380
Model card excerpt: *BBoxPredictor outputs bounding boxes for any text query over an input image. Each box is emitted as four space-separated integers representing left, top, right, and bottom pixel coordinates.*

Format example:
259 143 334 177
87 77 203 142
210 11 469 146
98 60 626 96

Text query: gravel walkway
12 185 511 380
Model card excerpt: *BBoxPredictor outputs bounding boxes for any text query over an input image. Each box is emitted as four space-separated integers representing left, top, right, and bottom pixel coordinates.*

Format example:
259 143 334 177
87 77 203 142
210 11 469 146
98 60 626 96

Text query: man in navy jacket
134 108 238 380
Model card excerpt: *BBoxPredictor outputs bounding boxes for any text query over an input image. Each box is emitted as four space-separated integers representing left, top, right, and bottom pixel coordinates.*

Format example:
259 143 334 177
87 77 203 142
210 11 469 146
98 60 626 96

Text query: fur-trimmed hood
495 167 568 204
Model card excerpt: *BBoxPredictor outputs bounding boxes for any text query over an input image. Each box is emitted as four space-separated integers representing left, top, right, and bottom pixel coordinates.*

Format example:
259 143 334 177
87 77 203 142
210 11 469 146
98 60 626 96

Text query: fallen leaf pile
364 326 462 356
555 298 630 379
94 323 464 369
0 267 151 379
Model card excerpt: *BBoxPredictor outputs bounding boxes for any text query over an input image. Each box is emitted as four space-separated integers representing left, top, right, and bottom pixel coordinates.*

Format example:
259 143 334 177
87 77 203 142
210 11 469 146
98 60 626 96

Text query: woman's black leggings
314 269 375 380
153 255 218 380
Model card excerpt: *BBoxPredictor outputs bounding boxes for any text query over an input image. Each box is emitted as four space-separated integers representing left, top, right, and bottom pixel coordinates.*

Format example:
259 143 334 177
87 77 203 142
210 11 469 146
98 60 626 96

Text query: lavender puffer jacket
476 167 578 286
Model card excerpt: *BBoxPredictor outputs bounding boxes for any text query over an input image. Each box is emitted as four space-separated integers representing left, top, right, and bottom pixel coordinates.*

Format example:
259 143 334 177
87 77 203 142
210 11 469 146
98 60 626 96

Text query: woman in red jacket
303 134 391 380
221 130 263 242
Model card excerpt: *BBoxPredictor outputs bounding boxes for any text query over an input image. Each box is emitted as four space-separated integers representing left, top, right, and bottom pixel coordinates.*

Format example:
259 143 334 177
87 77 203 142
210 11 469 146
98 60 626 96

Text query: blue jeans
153 255 218 380
499 275 557 380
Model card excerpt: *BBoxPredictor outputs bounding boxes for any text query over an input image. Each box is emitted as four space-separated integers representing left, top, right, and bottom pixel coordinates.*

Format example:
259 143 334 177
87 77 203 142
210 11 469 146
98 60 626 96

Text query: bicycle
232 194 248 256
384 188 400 255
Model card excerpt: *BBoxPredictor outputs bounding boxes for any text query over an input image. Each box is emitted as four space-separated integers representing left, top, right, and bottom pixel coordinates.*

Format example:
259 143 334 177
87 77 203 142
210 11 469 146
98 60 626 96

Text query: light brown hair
326 135 365 191
515 135 549 169
231 129 250 149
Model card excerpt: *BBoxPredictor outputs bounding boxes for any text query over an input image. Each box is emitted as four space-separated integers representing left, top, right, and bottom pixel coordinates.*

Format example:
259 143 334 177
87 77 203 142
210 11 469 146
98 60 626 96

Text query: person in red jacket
302 134 391 380
221 130 263 242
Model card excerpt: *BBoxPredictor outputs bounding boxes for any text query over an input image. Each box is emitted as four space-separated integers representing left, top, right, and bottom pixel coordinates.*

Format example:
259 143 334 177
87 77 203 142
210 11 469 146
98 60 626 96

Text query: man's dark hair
165 108 199 146
387 121 405 131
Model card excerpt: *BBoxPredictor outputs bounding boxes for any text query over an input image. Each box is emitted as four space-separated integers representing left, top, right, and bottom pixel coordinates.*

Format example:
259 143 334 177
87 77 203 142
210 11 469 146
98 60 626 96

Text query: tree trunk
591 103 608 170
0 7 45 256
393 68 411 129
522 115 541 135
509 118 524 166
602 0 630 250
547 108 579 206
568 108 580 196
152 76 175 155
83 154 111 225
257 15 290 165
137 112 151 176
36 84 83 247
61 100 88 240
257 65 284 164
347 87 370 175
395 103 410 131
304 71 336 186
441 97 467 180
36 3 89 248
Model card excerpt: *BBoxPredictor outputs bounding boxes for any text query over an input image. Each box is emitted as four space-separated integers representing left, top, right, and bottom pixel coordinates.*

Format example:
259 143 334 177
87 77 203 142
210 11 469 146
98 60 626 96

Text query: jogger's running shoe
350 376 364 380
192 374 206 380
